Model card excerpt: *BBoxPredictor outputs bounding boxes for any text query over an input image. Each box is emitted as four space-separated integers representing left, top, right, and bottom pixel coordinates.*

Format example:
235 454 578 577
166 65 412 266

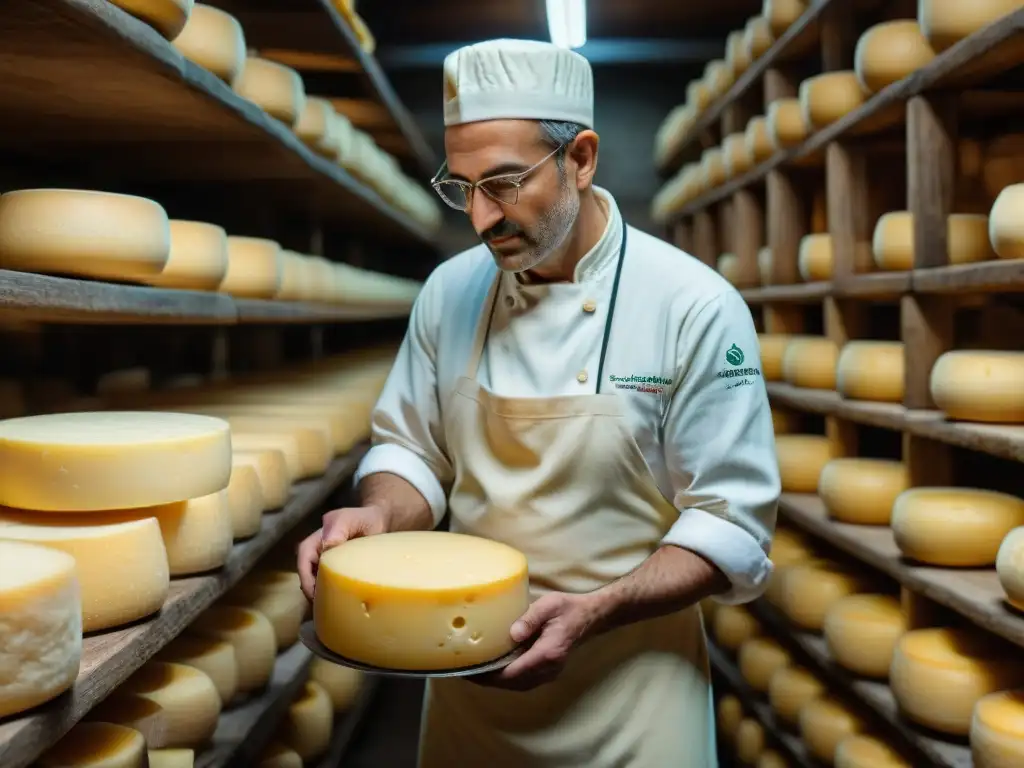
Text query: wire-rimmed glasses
430 144 564 211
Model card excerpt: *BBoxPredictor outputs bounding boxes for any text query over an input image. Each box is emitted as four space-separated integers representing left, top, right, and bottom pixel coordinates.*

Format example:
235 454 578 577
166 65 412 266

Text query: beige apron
418 224 717 768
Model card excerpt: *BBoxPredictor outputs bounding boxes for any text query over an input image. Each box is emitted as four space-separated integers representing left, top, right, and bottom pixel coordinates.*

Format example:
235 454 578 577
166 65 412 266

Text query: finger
320 509 355 549
501 627 566 679
510 595 564 644
297 530 323 601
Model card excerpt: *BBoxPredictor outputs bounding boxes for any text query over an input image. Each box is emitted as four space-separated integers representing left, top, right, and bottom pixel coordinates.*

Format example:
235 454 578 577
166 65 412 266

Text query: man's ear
569 130 599 190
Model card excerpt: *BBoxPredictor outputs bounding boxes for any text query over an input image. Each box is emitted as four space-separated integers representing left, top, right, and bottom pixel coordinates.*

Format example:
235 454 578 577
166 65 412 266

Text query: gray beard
492 185 581 274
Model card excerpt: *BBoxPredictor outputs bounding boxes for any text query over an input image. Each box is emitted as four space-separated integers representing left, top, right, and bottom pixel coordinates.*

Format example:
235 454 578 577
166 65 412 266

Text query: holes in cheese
775 434 835 493
930 350 1024 424
0 513 169 632
782 337 838 390
701 148 727 189
309 657 363 712
219 236 283 300
819 458 909 525
233 57 307 127
314 531 531 670
990 183 1024 259
258 741 304 768
835 735 911 768
190 606 277 693
918 0 1024 53
971 689 1024 768
780 561 878 631
139 220 229 291
854 21 935 94
797 233 833 281
713 605 762 652
171 3 245 84
278 681 333 762
744 16 775 60
746 116 774 164
38 722 147 768
233 450 291 510
758 334 790 382
769 666 825 726
0 190 169 282
156 635 238 704
717 694 744 737
890 627 1024 735
836 341 905 403
798 698 868 764
767 99 809 150
799 72 868 130
225 571 306 650
108 0 192 41
735 717 766 764
997 526 1024 611
823 594 906 678
739 637 792 692
872 211 993 270
224 462 264 539
0 540 82 718
893 487 1024 566
148 749 195 768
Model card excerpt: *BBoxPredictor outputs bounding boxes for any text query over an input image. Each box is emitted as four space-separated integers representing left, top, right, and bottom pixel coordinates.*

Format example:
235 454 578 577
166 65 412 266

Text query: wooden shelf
912 260 1024 294
833 272 912 299
234 298 412 324
0 447 366 768
741 282 832 303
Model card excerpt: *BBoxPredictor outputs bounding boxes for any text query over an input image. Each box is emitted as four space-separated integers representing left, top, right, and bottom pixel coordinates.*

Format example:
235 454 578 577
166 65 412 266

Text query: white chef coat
354 187 780 603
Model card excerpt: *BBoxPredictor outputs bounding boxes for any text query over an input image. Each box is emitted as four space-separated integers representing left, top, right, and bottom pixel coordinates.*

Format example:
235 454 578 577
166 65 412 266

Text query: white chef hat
443 39 594 129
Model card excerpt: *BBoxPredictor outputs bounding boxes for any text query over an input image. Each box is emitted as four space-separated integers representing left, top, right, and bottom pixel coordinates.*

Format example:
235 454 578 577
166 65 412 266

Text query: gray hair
538 120 586 170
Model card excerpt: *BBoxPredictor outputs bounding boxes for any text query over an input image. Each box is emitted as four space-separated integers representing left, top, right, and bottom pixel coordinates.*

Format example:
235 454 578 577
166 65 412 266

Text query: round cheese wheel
226 571 306 650
769 666 825 726
170 3 245 84
819 458 908 525
800 71 868 130
727 30 752 75
687 80 712 113
775 434 834 493
767 99 809 149
746 116 774 164
770 528 816 565
873 211 994 270
757 750 790 768
739 637 792 692
744 16 776 60
971 689 1024 768
797 233 833 281
718 694 744 737
718 253 741 284
782 337 838 390
156 635 238 704
705 59 734 99
0 541 82 718
989 183 1024 259
147 749 194 768
701 148 727 189
0 189 169 281
735 718 766 764
724 133 753 178
314 531 531 670
233 449 291 510
930 350 1024 423
39 722 147 768
279 681 333 761
764 0 808 37
224 461 264 539
781 561 877 630
835 735 911 768
771 406 801 434
919 0 1024 53
139 220 228 291
758 334 790 381
997 526 1024 611
799 698 868 764
893 487 1024 566
258 743 303 768
713 605 762 652
758 246 773 284
233 57 306 126
274 250 304 301
309 657 363 712
294 97 336 158
836 341 905 403
890 627 1024 735
108 0 192 40
854 21 936 94
219 236 283 299
824 594 906 678
126 491 234 577
189 606 277 693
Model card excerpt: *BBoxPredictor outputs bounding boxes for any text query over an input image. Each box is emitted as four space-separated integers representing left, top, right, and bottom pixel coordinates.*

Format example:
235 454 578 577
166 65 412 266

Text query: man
299 38 780 767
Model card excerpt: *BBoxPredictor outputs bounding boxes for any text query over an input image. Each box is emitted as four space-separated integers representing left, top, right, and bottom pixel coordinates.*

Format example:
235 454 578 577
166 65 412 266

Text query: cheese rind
798 698 867 764
799 72 867 130
835 735 911 768
780 561 876 631
823 594 906 678
279 681 333 761
767 99 809 149
39 722 147 768
233 450 291 510
836 341 905 403
739 637 792 692
315 531 531 670
233 57 307 126
226 571 306 650
148 750 195 768
930 351 1024 424
873 211 994 270
990 183 1024 259
718 694 744 737
854 21 936 94
190 606 277 693
971 689 1024 768
997 527 1024 611
139 220 228 291
746 116 774 163
775 434 834 494
798 234 833 281
713 605 762 652
219 236 283 300
156 635 238 704
170 3 245 83
108 0 193 40
819 458 909 525
150 491 233 575
919 0 1024 53
309 657 363 712
764 0 808 37
225 462 264 539
294 97 337 157
781 337 838 390
744 16 776 60
769 666 825 726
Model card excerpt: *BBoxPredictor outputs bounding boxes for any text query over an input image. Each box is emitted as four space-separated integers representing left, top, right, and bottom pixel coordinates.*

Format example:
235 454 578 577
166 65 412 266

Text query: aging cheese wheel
231 433 306 481
0 541 82 718
892 487 1024 566
919 0 1024 53
764 0 808 37
854 21 936 94
989 183 1024 259
171 3 245 84
228 421 330 478
799 698 868 764
713 605 762 652
705 60 734 99
781 561 877 630
687 80 711 113
890 627 1024 735
718 694 744 737
147 749 195 768
274 250 307 301
997 527 1024 611
724 133 753 178
800 71 868 130
823 594 906 678
309 657 363 712
278 681 333 762
769 666 825 726
727 30 752 75
219 236 283 299
233 449 291 510
225 570 306 650
139 220 228 291
835 735 911 768
872 211 994 270
701 148 727 189
739 637 792 692
294 97 337 158
0 189 169 281
971 689 1024 768
758 247 773 285
819 458 909 524
771 406 801 435
718 253 741 285
233 57 306 126
744 16 776 60
746 116 774 164
156 635 238 704
258 743 303 768
189 606 277 693
797 233 833 281
735 718 766 764
782 337 838 390
39 722 147 768
767 99 809 149
766 528 816 605
775 434 834 493
0 513 169 632
108 0 193 40
930 351 1024 423
225 461 264 539
836 341 905 403
148 491 233 576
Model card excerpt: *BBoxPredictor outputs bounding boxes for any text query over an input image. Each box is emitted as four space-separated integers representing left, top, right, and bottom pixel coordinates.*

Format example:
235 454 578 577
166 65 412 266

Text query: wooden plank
310 678 380 768
832 271 912 298
741 282 832 303
912 260 1024 293
0 448 367 768
900 294 953 409
234 299 412 324
766 169 806 286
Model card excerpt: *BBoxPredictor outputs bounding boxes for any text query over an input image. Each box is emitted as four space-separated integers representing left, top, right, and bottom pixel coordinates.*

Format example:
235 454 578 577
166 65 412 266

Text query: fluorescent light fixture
546 0 587 49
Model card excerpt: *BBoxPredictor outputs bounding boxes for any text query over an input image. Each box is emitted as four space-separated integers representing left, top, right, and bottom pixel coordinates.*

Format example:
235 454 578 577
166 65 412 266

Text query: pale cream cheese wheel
278 681 333 762
171 3 245 84
726 30 751 75
109 0 193 40
735 718 766 764
797 233 833 281
854 20 936 94
997 526 1024 611
989 183 1024 259
723 133 753 179
233 57 307 126
836 341 905 403
819 458 909 525
739 637 792 692
930 350 1024 423
701 148 727 189
713 605 762 652
220 236 283 299
139 220 228 291
294 97 337 158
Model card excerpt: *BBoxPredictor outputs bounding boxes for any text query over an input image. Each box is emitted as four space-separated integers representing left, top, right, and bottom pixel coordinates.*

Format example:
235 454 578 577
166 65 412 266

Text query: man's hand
297 505 389 601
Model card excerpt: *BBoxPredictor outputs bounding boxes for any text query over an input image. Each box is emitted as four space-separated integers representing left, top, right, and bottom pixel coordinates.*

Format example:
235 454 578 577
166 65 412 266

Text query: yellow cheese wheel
989 183 1024 259
233 449 291 510
971 689 1024 768
225 461 264 539
156 635 237 704
219 412 339 456
0 513 168 632
309 657 364 712
718 253 741 285
739 637 793 692
274 250 307 301
781 561 877 630
799 698 868 764
823 594 906 678
771 406 801 435
219 236 283 299
233 57 306 126
835 735 911 768
854 21 936 94
892 487 1024 566
744 16 776 60
758 247 773 285
797 233 833 281
872 211 994 270
757 750 790 768
735 717 766 764
890 627 1024 735
149 491 233 576
930 350 1024 423
278 681 333 762
225 570 306 650
767 99 809 149
147 749 194 768
0 189 169 281
997 526 1024 611
231 433 303 482
819 458 909 525
705 60 735 99
315 531 530 670
764 0 808 37
0 541 81 718
800 71 868 130
138 220 228 291
724 133 753 178
713 605 762 652
258 742 303 768
781 337 838 390
758 334 789 381
39 722 147 768
769 666 825 726
746 116 774 164
701 148 727 189
836 341 905 403
718 694 744 737
294 97 336 158
727 30 752 75
919 0 1024 53
171 3 245 84
189 606 277 693
774 524 816 567
108 0 192 40
775 434 835 493
230 423 330 479
687 80 712 113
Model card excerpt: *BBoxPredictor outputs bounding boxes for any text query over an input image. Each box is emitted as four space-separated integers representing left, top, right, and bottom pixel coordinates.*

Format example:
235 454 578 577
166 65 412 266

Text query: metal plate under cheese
299 621 524 678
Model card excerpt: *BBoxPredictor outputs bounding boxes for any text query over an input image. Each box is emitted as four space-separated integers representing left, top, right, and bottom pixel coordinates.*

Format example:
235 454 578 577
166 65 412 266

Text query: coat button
582 299 597 313
505 295 515 307
577 370 589 383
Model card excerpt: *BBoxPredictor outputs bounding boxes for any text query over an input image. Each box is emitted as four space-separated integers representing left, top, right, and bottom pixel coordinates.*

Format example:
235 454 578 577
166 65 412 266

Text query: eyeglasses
431 144 564 212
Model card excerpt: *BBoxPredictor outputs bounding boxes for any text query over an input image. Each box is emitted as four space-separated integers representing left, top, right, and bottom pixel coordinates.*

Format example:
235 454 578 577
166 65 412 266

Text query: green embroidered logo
725 344 745 366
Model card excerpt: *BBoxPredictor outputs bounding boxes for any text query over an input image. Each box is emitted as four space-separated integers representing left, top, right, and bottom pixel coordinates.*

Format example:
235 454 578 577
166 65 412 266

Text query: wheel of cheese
893 487 1024 566
781 561 877 631
771 406 801 434
0 541 81 718
971 689 1024 768
919 0 1024 53
258 742 303 768
997 527 1024 611
835 735 911 768
686 80 712 113
727 30 752 75
766 528 816 605
759 334 790 381
735 718 766 764
139 220 228 291
274 250 306 301
739 637 792 692
39 722 147 768
108 0 192 40
764 0 808 37
309 657 363 712
219 236 283 299
800 72 868 130
226 571 306 650
0 189 169 281
744 16 776 60
233 57 306 126
228 420 331 477
170 3 244 83
854 21 936 94
798 698 868 764
819 458 908 525
278 681 333 761
724 133 753 178
769 666 825 726
782 337 838 390
836 341 905 403
930 350 1024 423
718 253 741 285
294 97 336 158
797 233 833 281
701 148 727 189
232 433 312 481
873 211 994 270
713 605 762 652
775 434 834 493
189 606 277 694
233 449 291 510
315 531 530 670
824 594 906 678
147 749 194 768
989 183 1024 259
705 59 734 99
224 461 264 539
767 99 809 149
758 246 773 284
890 627 1024 735
757 750 790 768
156 635 238 704
718 694 744 737
746 116 775 164
0 512 169 632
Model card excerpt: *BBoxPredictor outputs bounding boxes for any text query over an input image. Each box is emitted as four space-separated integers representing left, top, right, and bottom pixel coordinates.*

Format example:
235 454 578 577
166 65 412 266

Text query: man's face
443 120 580 273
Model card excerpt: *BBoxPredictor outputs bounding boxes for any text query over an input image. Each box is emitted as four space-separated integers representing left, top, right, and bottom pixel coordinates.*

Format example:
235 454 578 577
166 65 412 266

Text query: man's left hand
469 591 606 692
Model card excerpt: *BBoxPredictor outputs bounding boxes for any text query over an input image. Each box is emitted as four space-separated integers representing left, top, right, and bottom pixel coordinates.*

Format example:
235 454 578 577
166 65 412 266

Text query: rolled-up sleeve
660 289 780 604
352 271 452 526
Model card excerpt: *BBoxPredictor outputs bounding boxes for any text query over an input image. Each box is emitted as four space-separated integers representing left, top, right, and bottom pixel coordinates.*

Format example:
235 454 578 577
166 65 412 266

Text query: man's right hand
297 505 390 601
